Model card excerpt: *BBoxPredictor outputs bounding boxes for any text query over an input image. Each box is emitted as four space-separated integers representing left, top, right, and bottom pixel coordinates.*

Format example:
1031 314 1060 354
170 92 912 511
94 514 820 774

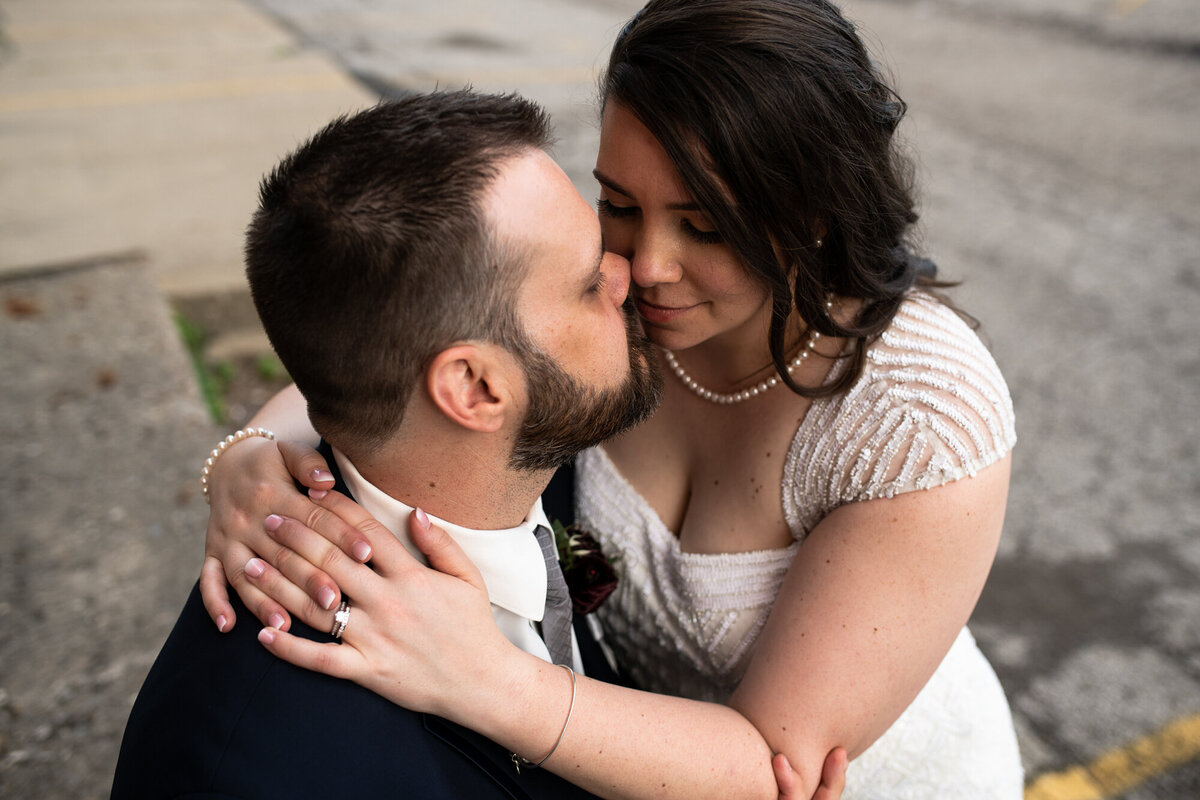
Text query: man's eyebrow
593 168 701 212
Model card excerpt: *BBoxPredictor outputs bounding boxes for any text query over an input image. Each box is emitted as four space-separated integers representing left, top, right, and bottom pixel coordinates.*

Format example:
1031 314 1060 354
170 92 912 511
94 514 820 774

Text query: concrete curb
0 257 217 797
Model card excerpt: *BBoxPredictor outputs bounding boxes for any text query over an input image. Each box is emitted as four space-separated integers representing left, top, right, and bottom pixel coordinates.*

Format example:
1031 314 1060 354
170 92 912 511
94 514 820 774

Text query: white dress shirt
332 448 582 671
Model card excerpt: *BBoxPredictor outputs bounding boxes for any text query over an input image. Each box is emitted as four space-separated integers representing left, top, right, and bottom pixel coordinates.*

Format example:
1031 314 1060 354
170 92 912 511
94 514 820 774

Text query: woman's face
593 102 772 353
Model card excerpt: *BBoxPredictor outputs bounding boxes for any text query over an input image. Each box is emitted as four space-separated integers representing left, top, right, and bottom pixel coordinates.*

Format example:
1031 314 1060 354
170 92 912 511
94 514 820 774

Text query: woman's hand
248 496 518 719
776 749 847 800
200 438 355 632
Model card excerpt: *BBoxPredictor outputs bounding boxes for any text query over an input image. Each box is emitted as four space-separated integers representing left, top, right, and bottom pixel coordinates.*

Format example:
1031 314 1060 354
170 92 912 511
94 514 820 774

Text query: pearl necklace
663 330 821 404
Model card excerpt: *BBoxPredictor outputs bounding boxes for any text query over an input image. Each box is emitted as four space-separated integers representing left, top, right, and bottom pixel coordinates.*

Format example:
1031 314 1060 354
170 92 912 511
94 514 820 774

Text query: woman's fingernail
318 587 336 610
245 558 266 578
309 488 328 501
258 628 276 645
216 614 228 632
264 514 283 532
414 507 430 530
269 613 286 629
312 469 334 483
352 541 372 562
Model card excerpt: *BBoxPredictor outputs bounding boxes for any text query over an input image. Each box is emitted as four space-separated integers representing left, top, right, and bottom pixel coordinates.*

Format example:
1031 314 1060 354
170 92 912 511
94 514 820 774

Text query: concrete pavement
0 0 374 296
1 255 217 797
1 0 1198 797
0 0 372 795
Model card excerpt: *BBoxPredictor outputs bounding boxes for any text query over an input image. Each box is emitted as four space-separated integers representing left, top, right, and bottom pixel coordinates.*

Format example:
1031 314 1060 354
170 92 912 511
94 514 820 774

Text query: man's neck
342 438 553 530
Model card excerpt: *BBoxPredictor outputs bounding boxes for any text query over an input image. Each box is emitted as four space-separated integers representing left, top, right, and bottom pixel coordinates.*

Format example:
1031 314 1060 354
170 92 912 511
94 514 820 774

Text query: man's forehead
484 150 598 254
486 150 577 207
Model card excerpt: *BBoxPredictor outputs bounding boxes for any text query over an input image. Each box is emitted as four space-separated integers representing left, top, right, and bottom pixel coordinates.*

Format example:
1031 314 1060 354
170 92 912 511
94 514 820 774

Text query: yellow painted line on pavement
4 18 264 43
0 64 598 114
1025 712 1200 799
0 73 360 113
1111 0 1153 16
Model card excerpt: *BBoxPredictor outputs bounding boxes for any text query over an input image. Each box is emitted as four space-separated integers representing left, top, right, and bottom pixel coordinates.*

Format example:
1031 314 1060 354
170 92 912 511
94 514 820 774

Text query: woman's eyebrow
593 168 629 198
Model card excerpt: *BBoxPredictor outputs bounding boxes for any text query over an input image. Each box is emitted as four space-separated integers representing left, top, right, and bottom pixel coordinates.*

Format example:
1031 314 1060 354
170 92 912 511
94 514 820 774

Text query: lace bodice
576 293 1022 797
783 292 1017 538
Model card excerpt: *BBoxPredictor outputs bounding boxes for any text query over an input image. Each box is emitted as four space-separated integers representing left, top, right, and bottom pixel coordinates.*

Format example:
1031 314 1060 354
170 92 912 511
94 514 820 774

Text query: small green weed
175 311 231 423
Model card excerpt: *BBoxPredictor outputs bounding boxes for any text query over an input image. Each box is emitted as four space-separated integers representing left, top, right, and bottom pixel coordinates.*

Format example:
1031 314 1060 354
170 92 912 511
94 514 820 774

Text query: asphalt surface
0 0 1197 797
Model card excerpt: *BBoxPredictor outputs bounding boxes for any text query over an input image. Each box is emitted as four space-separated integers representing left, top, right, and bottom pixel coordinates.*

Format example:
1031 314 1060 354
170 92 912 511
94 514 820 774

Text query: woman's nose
630 228 684 287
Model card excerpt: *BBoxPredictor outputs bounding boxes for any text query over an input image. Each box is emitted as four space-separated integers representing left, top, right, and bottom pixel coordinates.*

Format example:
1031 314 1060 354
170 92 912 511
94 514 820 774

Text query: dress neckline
588 445 802 561
587 331 864 557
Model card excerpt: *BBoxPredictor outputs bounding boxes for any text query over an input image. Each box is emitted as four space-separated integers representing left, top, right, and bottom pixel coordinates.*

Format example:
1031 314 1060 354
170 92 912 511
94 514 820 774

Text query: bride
199 1 1022 796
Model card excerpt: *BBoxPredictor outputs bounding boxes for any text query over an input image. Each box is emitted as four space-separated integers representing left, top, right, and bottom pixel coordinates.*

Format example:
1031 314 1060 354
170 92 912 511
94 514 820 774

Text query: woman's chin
643 325 695 352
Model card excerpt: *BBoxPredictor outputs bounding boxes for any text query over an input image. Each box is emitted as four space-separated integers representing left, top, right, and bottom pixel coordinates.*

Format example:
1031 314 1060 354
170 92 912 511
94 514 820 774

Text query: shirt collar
331 448 550 621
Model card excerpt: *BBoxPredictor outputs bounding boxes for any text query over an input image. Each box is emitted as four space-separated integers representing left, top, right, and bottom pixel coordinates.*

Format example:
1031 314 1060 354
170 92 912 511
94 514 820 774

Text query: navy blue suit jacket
111 452 602 799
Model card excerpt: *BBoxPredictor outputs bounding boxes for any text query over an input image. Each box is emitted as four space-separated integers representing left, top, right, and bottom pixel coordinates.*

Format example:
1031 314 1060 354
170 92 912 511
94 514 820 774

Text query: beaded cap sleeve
783 292 1016 540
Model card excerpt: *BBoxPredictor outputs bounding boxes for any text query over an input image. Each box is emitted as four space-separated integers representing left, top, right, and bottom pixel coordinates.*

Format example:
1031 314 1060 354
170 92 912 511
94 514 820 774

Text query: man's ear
425 344 520 433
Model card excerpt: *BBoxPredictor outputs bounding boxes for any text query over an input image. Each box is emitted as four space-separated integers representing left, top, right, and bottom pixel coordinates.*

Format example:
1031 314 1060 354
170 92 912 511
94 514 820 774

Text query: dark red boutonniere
552 520 619 614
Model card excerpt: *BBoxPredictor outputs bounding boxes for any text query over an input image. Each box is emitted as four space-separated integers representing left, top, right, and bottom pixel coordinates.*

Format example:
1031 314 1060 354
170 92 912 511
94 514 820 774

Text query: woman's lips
635 297 696 324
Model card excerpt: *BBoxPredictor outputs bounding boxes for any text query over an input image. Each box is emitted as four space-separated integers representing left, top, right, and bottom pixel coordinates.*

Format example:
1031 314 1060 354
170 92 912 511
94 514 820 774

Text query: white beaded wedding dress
577 293 1024 798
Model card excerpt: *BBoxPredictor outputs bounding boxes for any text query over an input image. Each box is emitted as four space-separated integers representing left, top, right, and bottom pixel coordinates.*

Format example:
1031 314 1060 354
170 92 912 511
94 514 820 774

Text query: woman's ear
810 218 828 247
425 344 520 433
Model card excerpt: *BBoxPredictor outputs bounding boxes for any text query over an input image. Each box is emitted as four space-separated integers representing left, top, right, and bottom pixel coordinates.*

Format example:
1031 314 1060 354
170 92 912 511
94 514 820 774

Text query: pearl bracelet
200 427 276 504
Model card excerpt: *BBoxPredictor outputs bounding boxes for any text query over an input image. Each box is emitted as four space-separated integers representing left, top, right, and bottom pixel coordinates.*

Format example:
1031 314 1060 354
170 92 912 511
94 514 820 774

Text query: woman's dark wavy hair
603 0 949 397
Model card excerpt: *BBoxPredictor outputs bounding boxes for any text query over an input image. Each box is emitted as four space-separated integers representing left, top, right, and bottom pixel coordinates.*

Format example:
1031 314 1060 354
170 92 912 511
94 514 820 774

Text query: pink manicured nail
414 507 430 530
216 614 228 632
264 514 283 532
245 558 266 578
258 628 276 645
318 587 336 610
269 613 286 629
352 541 372 562
312 469 334 483
309 488 328 501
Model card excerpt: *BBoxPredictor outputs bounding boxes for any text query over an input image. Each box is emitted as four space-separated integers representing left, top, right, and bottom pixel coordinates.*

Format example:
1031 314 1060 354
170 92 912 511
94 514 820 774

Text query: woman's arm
731 455 1011 763
250 456 1010 799
200 384 363 631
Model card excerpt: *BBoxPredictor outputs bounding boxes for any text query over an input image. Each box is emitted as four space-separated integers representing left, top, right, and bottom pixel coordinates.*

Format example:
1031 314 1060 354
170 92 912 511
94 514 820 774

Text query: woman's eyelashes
597 197 637 219
681 217 722 245
597 198 723 245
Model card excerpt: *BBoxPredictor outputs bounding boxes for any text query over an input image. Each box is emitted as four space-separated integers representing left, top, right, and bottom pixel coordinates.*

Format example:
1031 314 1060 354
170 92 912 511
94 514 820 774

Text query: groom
111 92 842 799
111 91 658 799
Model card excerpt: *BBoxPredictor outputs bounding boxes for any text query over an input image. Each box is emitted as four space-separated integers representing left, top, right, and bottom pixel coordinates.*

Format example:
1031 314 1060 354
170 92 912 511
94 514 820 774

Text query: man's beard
508 305 662 472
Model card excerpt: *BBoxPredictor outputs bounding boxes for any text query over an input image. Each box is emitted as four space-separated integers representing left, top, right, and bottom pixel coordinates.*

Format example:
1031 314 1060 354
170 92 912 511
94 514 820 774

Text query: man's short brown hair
245 91 551 454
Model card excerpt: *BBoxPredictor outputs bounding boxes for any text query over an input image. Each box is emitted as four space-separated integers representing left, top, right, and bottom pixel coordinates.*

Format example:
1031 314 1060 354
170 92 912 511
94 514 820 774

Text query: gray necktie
533 524 574 667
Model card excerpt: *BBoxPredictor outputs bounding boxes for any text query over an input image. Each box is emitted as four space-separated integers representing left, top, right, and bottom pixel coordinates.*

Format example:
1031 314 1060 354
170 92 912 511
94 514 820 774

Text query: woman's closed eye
599 197 722 246
597 197 638 219
681 217 723 245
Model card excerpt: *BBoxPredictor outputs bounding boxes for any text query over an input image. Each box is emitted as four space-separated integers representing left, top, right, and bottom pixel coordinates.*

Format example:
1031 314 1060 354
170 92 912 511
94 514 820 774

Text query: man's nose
603 251 632 305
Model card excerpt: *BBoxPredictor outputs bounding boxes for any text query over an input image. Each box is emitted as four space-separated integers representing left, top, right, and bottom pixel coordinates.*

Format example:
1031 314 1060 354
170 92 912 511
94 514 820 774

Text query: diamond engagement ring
330 600 351 639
